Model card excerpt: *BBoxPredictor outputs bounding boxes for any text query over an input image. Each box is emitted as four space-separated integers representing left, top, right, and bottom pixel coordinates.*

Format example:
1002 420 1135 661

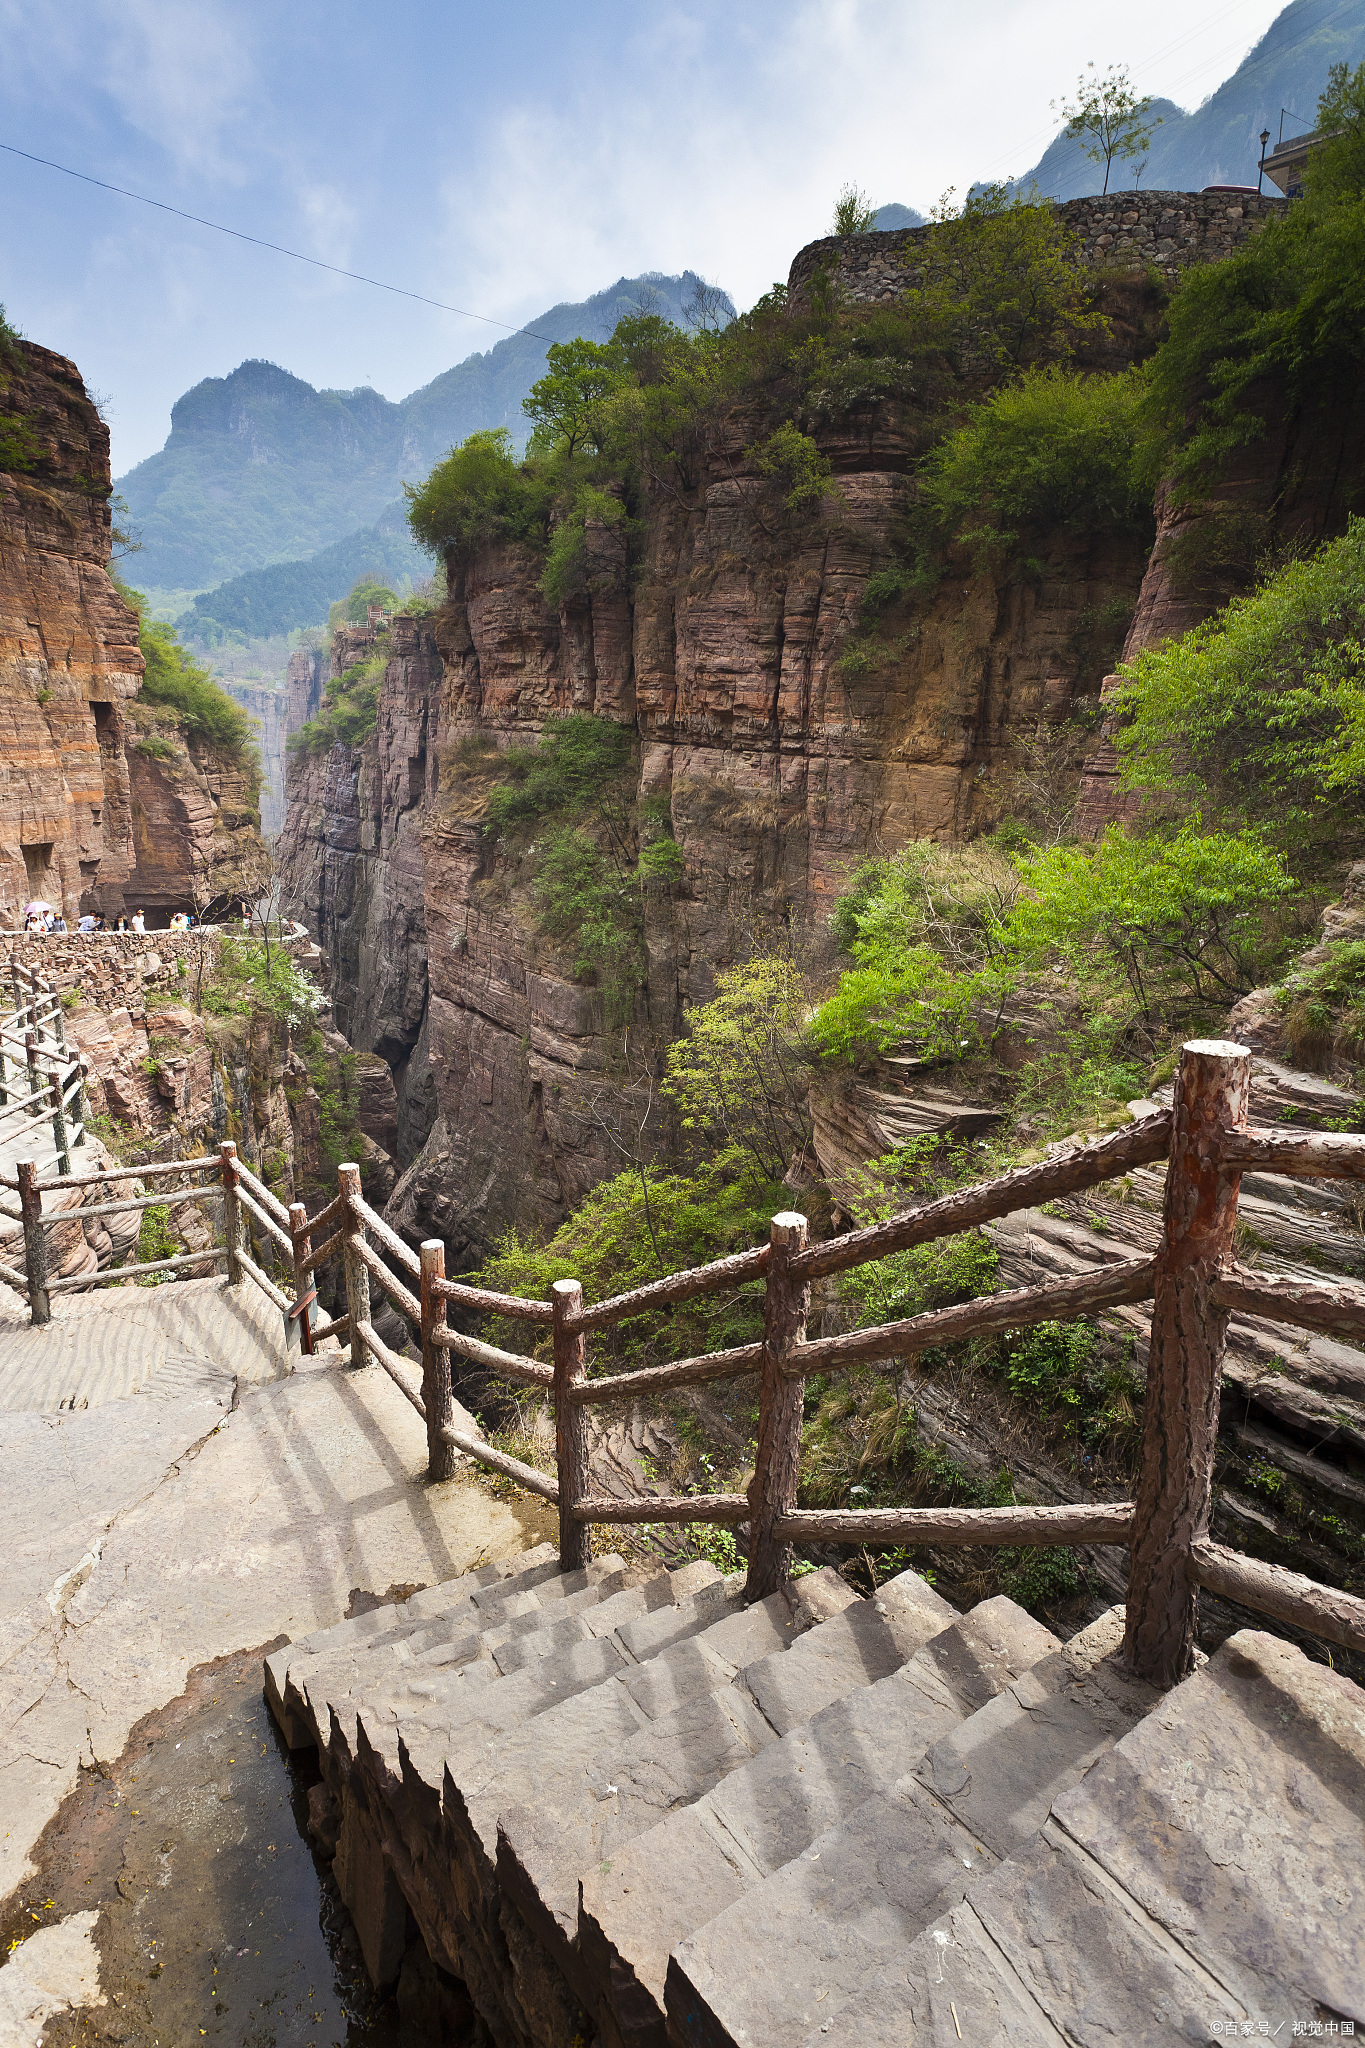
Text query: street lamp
1258 129 1271 195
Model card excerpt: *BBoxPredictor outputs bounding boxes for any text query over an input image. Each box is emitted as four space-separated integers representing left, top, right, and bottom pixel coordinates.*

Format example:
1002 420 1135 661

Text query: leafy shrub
118 582 257 761
664 958 812 1182
1141 66 1365 493
917 366 1151 564
405 428 553 557
485 714 633 833
0 407 41 473
1116 521 1365 850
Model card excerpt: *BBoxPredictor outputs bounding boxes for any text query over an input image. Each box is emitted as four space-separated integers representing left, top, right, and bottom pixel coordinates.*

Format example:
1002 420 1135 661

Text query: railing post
48 1079 70 1178
552 1277 591 1572
0 1037 8 1106
1123 1039 1251 1688
73 1058 88 1146
337 1163 370 1369
220 1140 243 1286
289 1201 314 1356
421 1240 458 1483
745 1211 810 1600
24 1031 40 1117
18 1159 49 1326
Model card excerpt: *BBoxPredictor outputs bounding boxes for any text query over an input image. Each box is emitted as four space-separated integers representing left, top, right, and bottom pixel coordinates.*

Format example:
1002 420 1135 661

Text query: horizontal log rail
12 1156 222 1192
355 1318 426 1416
1212 1265 1365 1342
567 1339 765 1405
564 1244 770 1334
0 1256 28 1291
1188 1538 1365 1655
292 1189 347 1244
432 1272 556 1324
311 1311 350 1345
792 1258 1158 1379
237 1246 291 1312
36 1186 225 1226
775 1502 1136 1547
47 1246 228 1291
569 1492 751 1525
791 1111 1173 1281
1220 1126 1365 1182
295 1226 345 1278
349 1190 421 1278
431 1322 555 1388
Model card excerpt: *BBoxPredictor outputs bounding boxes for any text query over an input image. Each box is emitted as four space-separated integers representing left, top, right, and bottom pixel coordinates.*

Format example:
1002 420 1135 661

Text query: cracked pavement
0 1274 554 1913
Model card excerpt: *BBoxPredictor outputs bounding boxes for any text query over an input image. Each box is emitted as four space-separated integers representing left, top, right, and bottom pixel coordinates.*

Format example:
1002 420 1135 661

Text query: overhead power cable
0 138 558 344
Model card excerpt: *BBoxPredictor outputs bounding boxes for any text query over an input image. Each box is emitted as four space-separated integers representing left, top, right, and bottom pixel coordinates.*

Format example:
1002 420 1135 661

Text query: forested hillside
117 270 733 602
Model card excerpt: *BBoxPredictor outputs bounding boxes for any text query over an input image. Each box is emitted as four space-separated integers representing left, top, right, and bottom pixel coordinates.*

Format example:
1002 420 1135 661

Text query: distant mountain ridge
118 270 733 596
1019 0 1365 199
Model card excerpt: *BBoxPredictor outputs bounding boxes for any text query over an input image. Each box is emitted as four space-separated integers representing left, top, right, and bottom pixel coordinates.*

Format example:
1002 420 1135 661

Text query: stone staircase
264 1548 1365 2044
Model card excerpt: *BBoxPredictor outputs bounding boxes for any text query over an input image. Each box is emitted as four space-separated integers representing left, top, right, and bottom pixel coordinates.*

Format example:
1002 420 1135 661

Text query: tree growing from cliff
1053 63 1161 195
901 186 1107 373
832 184 877 237
664 958 813 1183
523 338 627 459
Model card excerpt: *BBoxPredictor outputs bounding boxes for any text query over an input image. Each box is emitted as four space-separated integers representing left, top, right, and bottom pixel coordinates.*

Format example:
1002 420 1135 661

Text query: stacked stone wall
3 927 312 1010
787 190 1286 307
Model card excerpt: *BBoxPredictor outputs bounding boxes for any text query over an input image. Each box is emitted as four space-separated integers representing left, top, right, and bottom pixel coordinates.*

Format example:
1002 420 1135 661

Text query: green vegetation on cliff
119 583 261 790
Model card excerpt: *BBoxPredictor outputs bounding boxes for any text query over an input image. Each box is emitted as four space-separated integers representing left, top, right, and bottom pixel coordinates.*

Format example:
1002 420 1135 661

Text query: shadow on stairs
265 1548 1365 2044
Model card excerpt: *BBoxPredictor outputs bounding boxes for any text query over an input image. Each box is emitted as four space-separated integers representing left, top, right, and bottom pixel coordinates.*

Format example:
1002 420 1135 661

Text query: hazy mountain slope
1021 0 1365 200
180 504 421 644
118 270 732 596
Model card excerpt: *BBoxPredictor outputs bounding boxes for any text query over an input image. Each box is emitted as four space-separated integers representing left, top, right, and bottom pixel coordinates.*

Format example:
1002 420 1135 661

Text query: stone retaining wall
787 190 1287 307
3 927 312 1011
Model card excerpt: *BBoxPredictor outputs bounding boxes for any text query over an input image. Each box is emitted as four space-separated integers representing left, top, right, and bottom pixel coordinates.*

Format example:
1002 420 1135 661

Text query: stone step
497 1567 951 2011
575 1589 1039 2048
661 1609 1163 2048
319 1557 740 1990
314 1554 639 1792
803 1626 1365 2044
264 1540 561 1746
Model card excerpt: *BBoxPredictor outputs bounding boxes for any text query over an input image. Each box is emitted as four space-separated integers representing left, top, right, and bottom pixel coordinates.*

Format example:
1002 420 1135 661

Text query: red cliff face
281 437 1148 1267
0 339 144 917
0 338 266 922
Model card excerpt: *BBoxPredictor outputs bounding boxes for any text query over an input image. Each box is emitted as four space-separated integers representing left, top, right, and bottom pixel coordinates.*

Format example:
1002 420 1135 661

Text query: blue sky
0 0 1283 473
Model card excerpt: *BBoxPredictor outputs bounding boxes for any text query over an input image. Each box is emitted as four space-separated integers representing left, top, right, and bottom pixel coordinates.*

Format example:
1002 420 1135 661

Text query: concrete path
0 1274 554 1923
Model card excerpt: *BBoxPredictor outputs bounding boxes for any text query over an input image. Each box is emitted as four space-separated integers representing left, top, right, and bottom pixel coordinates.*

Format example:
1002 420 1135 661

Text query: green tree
1011 824 1297 1020
1138 67 1365 494
523 337 626 458
917 364 1151 563
405 428 552 557
664 959 812 1182
1054 63 1162 195
1116 519 1365 849
902 185 1106 373
833 184 877 237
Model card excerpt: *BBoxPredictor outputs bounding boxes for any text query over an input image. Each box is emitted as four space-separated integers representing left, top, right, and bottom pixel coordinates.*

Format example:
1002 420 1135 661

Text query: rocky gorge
275 207 1365 1655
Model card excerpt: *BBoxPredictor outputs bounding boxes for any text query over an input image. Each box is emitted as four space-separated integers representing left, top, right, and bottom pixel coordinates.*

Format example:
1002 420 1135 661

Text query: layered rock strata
281 463 1147 1263
0 338 266 919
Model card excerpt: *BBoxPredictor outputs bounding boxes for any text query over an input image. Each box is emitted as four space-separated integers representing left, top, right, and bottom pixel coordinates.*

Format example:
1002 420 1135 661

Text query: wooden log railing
6 1037 1364 1688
